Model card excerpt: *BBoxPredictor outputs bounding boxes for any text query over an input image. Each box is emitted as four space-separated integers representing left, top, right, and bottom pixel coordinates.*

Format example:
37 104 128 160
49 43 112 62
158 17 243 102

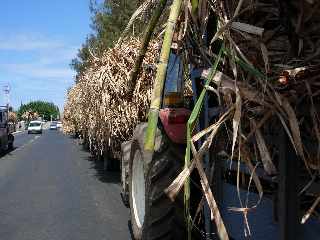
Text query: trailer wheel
103 150 119 171
129 124 188 240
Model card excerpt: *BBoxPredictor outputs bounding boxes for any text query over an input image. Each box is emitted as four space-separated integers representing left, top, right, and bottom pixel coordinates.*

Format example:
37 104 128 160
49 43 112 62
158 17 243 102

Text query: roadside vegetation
70 0 143 78
17 101 60 121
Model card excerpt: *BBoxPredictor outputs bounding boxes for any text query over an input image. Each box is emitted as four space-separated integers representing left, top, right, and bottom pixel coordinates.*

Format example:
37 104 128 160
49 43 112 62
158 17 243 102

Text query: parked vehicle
27 121 42 134
0 106 14 151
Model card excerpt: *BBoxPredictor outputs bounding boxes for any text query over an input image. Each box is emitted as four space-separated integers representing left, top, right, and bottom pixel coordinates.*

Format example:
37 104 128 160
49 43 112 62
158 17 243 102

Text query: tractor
119 0 320 239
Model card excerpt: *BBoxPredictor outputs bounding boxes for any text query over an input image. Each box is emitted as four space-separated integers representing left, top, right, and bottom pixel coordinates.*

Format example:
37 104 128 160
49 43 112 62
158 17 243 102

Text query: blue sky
0 0 92 111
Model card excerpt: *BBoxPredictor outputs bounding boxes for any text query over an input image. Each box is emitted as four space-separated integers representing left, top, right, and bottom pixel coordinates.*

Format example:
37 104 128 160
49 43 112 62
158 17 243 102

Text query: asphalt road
0 130 130 240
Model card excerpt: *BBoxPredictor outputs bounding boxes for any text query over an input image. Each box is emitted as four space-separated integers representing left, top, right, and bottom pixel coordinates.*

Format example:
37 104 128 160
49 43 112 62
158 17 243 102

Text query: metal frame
190 67 217 238
277 129 300 240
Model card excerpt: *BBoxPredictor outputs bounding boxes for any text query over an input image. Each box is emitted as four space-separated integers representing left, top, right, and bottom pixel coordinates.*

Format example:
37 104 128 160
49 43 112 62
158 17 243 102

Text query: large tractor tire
129 123 188 240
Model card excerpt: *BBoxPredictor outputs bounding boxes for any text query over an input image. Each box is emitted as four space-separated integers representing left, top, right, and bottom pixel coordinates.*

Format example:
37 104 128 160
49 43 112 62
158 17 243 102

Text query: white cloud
37 46 78 65
0 32 79 110
0 62 74 79
0 33 78 80
0 33 64 51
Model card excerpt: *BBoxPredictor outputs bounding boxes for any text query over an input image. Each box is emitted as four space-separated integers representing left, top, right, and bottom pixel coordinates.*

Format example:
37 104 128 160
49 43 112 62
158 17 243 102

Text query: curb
12 131 25 135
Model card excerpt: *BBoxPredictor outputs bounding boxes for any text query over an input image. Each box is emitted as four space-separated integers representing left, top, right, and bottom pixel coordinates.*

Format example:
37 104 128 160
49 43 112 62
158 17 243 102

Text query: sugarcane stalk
191 0 198 13
128 0 168 97
144 0 183 152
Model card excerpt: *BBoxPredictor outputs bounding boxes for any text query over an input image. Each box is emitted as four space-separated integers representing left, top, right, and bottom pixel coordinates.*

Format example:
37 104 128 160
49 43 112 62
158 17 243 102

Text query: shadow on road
73 136 134 239
87 155 121 184
73 136 121 184
0 147 18 159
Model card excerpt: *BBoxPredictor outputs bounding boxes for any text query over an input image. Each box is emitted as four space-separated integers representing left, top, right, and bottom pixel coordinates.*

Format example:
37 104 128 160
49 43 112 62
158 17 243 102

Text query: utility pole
3 85 10 119
3 85 10 107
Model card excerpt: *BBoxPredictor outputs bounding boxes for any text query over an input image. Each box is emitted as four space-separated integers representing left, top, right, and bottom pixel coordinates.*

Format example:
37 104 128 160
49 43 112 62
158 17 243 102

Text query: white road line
22 135 41 147
12 133 42 152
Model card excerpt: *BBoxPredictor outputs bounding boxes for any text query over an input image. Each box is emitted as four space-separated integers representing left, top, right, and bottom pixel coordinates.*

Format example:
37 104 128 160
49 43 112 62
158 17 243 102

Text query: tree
71 0 143 78
70 35 97 78
90 0 142 49
17 101 60 121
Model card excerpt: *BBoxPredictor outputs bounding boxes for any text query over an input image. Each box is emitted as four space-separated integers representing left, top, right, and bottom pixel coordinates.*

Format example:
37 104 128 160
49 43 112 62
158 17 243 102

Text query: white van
28 121 43 134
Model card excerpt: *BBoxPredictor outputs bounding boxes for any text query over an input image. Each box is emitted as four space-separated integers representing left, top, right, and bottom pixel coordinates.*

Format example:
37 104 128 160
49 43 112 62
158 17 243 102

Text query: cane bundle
63 37 160 157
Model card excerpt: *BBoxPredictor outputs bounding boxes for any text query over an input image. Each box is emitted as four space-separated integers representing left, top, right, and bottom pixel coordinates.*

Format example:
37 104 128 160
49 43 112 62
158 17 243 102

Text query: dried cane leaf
302 196 320 224
254 124 277 175
231 87 242 161
191 142 229 240
231 22 264 36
